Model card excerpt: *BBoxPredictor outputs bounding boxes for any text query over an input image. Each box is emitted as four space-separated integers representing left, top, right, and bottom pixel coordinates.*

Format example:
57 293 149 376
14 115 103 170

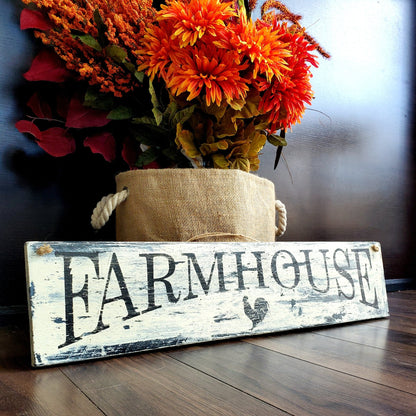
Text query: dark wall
0 0 415 308
0 0 118 308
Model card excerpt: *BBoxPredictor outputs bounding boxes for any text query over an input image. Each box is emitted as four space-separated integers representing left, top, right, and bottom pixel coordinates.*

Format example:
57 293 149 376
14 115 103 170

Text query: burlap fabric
115 169 276 242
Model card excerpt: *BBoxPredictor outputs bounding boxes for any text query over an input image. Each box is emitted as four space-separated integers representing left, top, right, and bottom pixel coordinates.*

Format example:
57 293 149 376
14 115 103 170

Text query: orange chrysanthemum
19 0 327 172
137 21 179 81
158 0 236 48
216 12 291 82
257 23 318 130
165 44 249 106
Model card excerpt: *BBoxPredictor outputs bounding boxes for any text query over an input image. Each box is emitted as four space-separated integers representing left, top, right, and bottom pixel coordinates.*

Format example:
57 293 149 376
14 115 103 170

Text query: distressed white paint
25 241 388 366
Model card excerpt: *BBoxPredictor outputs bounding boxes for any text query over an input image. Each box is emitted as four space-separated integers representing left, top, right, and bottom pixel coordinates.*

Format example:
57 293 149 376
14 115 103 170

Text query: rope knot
91 188 129 230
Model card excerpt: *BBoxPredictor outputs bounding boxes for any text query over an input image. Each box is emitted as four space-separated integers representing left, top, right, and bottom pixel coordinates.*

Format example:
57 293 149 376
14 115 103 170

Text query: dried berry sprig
261 0 331 59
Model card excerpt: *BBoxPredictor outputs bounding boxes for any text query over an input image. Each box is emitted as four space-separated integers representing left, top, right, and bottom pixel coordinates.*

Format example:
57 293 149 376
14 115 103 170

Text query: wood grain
61 353 289 416
245 331 416 394
314 322 416 357
0 327 105 416
364 314 416 334
387 298 416 320
168 341 416 416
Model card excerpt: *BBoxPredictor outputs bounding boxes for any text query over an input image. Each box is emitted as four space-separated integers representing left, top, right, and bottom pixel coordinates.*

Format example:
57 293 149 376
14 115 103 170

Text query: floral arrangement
16 0 328 172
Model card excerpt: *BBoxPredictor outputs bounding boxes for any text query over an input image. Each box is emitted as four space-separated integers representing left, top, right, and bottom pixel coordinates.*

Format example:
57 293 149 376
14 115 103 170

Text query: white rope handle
275 199 287 237
91 188 129 230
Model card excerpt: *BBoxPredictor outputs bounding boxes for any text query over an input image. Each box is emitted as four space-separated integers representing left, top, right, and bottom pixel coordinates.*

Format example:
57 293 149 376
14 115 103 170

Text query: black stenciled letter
182 252 227 300
232 251 266 290
352 248 379 309
140 253 180 313
271 250 300 289
55 251 99 348
333 248 355 300
299 250 330 294
94 252 140 334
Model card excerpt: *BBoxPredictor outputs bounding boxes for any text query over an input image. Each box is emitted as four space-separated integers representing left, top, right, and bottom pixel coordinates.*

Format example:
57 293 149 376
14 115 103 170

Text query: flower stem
274 129 285 170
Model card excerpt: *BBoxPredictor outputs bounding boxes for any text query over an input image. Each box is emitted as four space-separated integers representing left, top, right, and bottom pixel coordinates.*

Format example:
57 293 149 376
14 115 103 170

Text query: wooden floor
0 290 415 416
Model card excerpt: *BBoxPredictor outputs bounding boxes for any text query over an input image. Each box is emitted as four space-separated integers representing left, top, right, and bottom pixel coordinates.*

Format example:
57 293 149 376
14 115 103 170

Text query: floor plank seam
365 321 413 331
59 368 108 416
167 353 295 416
242 340 416 397
309 330 404 354
357 317 391 326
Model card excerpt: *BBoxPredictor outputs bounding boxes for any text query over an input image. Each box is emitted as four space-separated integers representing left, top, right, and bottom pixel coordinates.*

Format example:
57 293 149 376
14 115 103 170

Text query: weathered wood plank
386 297 416 319
364 291 416 334
0 326 105 416
245 331 416 394
25 241 389 366
169 341 416 416
313 323 416 357
61 352 290 416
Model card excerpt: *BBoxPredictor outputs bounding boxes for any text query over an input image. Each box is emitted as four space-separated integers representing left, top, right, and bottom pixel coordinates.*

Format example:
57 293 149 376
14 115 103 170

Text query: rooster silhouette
243 296 269 329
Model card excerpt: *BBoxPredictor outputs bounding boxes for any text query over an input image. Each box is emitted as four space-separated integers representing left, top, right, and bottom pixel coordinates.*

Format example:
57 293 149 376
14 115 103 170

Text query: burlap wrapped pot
91 169 286 242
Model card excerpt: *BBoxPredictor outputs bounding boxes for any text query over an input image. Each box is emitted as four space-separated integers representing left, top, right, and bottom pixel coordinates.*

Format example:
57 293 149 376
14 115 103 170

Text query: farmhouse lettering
25 242 388 366
54 246 379 348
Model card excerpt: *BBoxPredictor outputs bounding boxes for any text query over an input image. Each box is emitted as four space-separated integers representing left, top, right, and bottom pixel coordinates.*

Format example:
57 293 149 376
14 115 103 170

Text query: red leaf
65 96 110 128
27 93 53 119
56 95 71 119
20 9 53 30
15 120 42 139
23 49 72 82
38 127 76 157
84 132 116 162
143 161 160 169
16 121 75 157
122 136 138 169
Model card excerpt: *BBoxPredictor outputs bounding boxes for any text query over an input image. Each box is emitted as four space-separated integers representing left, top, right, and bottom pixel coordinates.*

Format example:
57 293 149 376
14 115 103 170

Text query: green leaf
171 105 196 127
131 124 170 146
152 108 163 126
134 71 145 83
135 147 159 168
93 9 106 28
166 101 179 122
162 146 180 161
267 133 287 147
105 45 127 64
148 80 159 109
93 9 108 47
107 106 133 120
237 0 245 9
71 33 102 51
123 61 136 73
84 87 114 111
149 80 163 125
132 116 158 125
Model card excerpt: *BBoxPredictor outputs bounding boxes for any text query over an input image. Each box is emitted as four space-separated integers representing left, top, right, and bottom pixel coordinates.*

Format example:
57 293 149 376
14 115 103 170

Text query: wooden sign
25 241 389 367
